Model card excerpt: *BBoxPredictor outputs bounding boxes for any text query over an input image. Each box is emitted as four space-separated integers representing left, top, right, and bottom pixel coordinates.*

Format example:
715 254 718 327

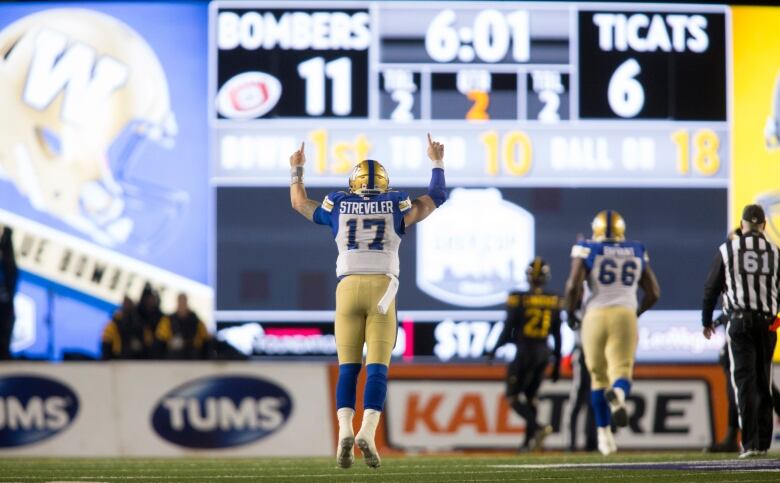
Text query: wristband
427 168 447 207
430 158 444 169
291 166 304 184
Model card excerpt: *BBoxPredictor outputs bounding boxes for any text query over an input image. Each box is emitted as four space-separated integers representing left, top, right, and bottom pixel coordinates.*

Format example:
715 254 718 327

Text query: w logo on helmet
23 29 129 124
0 8 185 252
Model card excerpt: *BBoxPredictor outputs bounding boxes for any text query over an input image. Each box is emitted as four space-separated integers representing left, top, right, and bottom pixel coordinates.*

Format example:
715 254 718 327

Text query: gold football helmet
591 210 626 241
526 256 550 286
349 160 389 195
0 8 185 252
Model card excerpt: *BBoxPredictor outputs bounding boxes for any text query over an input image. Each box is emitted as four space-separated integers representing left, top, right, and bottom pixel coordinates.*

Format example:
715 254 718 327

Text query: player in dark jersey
486 256 562 451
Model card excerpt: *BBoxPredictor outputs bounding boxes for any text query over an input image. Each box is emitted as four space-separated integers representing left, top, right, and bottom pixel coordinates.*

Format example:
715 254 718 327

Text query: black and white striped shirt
702 232 780 327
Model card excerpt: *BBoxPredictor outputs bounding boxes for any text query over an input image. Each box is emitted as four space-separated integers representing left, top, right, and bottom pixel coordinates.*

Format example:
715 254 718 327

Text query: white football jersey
314 190 412 277
571 239 649 311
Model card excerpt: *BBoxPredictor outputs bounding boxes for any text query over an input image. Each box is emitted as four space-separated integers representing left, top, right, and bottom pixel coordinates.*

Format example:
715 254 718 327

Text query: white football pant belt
377 274 399 315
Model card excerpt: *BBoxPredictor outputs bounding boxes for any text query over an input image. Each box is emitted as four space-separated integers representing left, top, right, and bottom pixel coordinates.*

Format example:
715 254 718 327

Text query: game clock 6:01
215 8 369 119
578 10 726 120
424 9 530 64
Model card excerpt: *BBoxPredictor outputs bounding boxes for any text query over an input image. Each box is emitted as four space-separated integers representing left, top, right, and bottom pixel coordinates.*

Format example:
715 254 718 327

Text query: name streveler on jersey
338 200 395 215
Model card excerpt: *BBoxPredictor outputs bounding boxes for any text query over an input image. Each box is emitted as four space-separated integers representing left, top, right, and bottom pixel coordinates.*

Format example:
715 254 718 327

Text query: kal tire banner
329 364 729 452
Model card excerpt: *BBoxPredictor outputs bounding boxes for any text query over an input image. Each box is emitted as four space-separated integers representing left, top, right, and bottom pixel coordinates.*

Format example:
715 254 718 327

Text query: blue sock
364 363 388 411
591 389 611 428
612 378 631 397
336 363 361 410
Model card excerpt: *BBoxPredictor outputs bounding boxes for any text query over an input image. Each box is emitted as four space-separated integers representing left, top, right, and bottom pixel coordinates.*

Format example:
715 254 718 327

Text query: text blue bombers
151 375 293 449
0 375 79 447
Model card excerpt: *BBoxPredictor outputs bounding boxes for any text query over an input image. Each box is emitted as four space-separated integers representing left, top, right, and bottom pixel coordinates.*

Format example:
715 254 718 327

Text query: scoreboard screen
210 2 729 362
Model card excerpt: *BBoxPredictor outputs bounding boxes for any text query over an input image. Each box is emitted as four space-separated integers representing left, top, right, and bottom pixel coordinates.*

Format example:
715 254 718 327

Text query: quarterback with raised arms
289 134 446 469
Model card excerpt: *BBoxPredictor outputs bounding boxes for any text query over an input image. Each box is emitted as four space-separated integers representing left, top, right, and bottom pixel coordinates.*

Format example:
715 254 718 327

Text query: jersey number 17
346 218 386 250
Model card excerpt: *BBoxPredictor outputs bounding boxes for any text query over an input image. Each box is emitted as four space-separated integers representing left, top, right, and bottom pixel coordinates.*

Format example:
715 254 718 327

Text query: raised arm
289 142 321 222
404 133 447 227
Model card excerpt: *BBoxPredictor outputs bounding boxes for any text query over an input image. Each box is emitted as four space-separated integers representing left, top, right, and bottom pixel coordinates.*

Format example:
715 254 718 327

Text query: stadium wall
0 362 333 456
328 364 732 454
1 362 777 456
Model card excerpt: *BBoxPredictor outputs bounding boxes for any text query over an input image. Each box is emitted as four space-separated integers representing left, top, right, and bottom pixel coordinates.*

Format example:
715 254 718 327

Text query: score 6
608 58 644 118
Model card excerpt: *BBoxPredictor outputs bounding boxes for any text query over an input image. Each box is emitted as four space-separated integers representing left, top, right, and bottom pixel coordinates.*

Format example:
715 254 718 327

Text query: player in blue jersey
563 210 660 455
289 134 446 469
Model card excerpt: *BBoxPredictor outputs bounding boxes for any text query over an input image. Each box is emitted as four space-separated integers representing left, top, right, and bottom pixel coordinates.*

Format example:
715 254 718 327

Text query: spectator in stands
101 296 152 360
137 283 163 335
0 227 17 360
154 293 213 359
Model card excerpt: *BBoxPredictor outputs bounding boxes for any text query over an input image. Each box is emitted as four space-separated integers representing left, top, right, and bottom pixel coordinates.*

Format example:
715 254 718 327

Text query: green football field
0 452 779 482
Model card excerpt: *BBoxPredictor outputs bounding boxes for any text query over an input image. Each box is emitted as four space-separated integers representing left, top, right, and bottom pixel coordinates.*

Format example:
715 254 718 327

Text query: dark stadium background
218 187 726 310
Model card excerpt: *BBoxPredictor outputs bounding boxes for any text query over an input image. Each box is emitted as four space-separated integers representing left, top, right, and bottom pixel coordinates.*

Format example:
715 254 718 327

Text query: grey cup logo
151 375 292 449
0 375 79 447
416 188 535 307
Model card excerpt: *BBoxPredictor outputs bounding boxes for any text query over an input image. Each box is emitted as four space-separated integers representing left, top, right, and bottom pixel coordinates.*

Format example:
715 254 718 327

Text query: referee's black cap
742 204 766 224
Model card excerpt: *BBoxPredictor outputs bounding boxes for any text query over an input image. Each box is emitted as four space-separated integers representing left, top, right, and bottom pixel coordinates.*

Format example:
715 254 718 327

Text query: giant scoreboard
210 2 730 362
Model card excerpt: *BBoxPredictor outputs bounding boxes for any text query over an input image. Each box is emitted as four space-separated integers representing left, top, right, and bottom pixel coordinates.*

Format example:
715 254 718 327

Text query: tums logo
151 375 292 449
216 71 282 119
0 375 79 447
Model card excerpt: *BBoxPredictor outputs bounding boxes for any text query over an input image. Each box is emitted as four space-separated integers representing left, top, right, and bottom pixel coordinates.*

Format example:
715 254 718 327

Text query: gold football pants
581 305 638 390
335 274 397 365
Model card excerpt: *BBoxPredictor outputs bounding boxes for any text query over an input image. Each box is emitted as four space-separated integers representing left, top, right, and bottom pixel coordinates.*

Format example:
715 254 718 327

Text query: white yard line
492 459 780 469
3 470 775 483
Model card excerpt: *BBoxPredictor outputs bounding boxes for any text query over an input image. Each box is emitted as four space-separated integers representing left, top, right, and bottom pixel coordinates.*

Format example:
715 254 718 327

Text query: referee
702 204 780 458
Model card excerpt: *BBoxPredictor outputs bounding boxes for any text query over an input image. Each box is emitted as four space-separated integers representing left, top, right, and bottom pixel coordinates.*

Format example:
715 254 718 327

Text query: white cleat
597 427 617 456
356 432 381 469
739 449 761 459
605 388 628 428
336 436 354 469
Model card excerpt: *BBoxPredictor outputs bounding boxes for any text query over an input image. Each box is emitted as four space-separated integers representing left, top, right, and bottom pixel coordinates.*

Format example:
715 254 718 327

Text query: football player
289 134 446 469
563 210 660 455
486 256 562 451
